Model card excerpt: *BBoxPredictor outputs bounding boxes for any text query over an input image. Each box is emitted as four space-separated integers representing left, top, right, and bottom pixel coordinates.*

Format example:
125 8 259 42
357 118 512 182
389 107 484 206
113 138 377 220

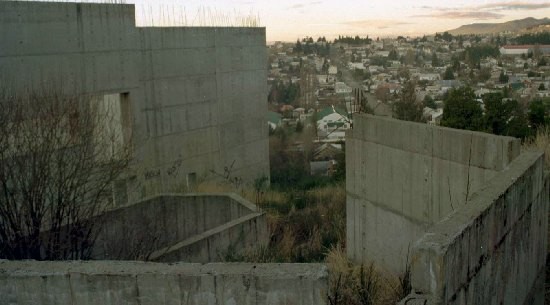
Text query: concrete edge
149 212 265 261
353 113 519 142
414 150 543 250
111 192 260 213
0 260 328 279
409 150 544 300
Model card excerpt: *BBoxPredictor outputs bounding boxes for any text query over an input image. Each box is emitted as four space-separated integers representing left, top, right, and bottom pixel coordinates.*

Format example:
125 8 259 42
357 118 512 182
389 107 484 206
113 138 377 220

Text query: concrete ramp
92 193 268 262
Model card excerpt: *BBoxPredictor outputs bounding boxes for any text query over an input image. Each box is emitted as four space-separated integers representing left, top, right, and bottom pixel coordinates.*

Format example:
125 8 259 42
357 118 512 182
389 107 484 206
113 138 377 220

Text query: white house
334 82 352 94
317 74 336 85
349 62 366 70
316 106 351 138
500 45 530 56
418 73 441 81
374 51 390 57
423 107 443 125
328 65 338 75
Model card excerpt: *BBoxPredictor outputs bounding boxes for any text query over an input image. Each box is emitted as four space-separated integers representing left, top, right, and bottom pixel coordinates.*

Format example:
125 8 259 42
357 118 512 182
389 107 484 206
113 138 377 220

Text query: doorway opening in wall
187 173 197 191
93 92 132 160
93 92 132 207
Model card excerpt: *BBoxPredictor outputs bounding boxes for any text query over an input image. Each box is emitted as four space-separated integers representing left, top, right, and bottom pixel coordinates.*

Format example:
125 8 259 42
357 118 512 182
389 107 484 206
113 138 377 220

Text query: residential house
335 82 352 94
268 111 283 130
349 62 366 70
423 107 443 125
418 73 441 81
316 106 351 141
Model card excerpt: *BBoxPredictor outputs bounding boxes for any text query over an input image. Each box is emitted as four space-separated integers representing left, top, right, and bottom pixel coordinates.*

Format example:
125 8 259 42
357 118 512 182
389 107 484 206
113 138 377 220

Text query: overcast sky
125 0 550 41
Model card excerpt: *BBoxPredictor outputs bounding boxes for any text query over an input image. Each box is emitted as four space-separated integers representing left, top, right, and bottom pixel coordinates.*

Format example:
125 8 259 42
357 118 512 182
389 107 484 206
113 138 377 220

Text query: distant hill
446 18 550 35
519 23 550 35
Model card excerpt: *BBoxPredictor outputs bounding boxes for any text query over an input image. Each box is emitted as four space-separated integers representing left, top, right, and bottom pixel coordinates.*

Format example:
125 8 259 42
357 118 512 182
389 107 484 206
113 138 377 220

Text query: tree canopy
483 92 529 139
441 87 483 131
392 79 424 122
528 99 549 130
515 32 550 45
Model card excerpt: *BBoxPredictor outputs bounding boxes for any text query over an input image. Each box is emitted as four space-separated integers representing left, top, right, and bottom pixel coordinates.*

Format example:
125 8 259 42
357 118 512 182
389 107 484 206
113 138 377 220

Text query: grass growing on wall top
524 126 550 169
136 5 261 28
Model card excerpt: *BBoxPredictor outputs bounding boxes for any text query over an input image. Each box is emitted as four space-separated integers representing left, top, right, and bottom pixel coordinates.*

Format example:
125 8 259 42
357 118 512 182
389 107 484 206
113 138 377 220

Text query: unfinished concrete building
348 114 548 304
0 0 269 206
0 2 330 305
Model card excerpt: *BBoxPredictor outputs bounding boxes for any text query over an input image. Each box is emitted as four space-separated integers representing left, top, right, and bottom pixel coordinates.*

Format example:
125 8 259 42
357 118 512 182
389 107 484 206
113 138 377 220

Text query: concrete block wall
0 261 328 305
346 114 520 273
0 1 269 205
90 193 268 262
406 151 548 305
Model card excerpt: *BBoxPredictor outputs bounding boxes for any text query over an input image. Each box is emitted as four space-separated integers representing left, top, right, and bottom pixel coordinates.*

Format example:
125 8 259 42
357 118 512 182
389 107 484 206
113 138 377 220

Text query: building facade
0 1 269 205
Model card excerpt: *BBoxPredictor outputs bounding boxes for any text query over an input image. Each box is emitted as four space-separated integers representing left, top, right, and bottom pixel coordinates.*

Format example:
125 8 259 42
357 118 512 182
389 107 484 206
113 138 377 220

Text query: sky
124 0 550 41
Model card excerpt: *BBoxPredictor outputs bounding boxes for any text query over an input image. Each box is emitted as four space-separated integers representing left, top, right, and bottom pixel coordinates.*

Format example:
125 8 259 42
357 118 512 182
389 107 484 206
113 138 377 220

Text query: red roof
502 45 550 49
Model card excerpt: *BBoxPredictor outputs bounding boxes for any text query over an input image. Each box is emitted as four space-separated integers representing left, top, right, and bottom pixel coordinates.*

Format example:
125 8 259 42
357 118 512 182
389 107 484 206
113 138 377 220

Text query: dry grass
524 126 550 169
326 246 405 305
195 181 410 304
197 181 346 263
136 5 261 28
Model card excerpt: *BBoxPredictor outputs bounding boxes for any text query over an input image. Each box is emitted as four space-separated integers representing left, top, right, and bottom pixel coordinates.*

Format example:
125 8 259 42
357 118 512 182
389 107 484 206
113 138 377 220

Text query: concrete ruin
347 114 548 304
0 2 332 304
0 0 270 205
91 193 268 262
0 194 329 305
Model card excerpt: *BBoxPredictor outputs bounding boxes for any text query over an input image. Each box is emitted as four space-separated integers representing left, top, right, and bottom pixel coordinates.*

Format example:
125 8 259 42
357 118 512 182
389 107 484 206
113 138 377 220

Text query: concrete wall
0 1 269 204
346 114 520 273
0 260 328 305
91 193 268 262
404 151 548 305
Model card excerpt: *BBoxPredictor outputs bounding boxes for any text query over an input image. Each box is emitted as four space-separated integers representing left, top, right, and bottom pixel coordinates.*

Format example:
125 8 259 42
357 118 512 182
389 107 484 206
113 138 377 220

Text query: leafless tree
0 87 130 260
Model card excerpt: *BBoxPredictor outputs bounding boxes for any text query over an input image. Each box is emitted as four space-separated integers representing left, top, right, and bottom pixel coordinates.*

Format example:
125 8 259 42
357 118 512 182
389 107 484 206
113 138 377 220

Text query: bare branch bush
0 87 130 260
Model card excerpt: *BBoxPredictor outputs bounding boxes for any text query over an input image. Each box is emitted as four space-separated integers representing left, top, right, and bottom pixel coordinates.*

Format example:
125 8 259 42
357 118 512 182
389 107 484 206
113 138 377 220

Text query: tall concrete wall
0 1 269 204
0 261 328 305
346 114 520 273
403 152 548 305
90 193 268 262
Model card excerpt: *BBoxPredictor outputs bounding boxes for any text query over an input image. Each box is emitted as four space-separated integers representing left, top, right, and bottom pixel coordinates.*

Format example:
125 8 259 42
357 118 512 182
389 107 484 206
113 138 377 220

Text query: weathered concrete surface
90 193 268 262
0 1 269 204
151 213 267 263
73 194 269 262
346 114 520 273
0 260 328 305
405 152 548 305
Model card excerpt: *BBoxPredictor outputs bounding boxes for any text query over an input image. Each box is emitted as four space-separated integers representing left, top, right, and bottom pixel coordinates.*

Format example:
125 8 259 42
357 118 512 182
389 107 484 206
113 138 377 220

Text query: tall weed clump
326 246 407 305
524 126 550 169
207 182 346 263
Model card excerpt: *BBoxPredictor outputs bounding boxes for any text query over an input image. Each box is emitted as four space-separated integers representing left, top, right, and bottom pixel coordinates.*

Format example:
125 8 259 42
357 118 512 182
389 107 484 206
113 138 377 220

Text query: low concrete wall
0 260 328 305
346 114 520 273
92 193 268 262
404 151 548 305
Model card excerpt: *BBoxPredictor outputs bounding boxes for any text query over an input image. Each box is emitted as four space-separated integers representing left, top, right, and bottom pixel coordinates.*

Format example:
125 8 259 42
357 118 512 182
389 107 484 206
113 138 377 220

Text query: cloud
414 11 504 20
287 1 322 10
412 1 549 20
341 19 411 30
475 1 550 11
